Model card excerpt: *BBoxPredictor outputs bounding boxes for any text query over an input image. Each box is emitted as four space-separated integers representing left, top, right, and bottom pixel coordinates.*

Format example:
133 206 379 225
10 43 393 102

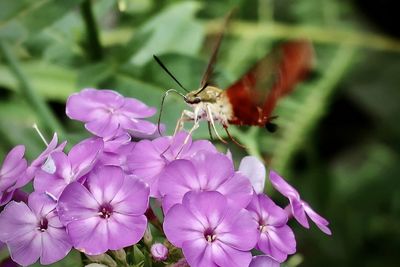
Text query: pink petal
106 213 147 250
86 166 124 204
28 192 57 218
290 198 309 228
182 238 217 267
303 202 332 235
217 209 258 251
269 171 300 200
212 242 252 267
66 217 108 255
69 138 103 178
40 227 72 264
239 156 266 194
191 152 234 190
0 201 37 242
217 172 253 209
163 204 204 247
7 230 41 266
121 98 156 118
0 145 25 178
85 115 120 139
250 255 280 267
57 182 99 224
66 89 124 121
111 178 149 215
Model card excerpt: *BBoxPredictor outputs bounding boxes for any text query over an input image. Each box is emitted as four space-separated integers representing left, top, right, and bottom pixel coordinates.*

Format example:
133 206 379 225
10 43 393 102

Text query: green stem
0 41 64 136
80 0 103 61
206 20 400 52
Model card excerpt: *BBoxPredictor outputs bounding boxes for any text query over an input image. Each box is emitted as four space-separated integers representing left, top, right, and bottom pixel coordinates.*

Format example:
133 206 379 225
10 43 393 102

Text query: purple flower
239 156 266 194
66 88 157 139
0 146 27 206
249 255 280 267
269 171 332 235
26 133 67 179
0 192 72 266
247 194 296 262
57 165 149 255
159 151 254 214
34 138 103 199
150 243 168 261
99 140 136 173
164 191 258 267
127 131 216 197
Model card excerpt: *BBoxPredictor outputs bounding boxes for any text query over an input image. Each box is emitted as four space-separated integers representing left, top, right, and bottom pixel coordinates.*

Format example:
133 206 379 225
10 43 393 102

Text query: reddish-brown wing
226 40 314 126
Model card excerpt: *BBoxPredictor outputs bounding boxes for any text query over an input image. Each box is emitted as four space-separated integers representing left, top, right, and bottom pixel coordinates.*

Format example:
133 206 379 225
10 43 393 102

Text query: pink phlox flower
269 171 332 235
66 88 157 139
57 165 150 255
127 131 217 197
159 151 254 214
34 137 103 199
0 145 28 206
247 194 296 262
0 192 72 266
164 191 258 267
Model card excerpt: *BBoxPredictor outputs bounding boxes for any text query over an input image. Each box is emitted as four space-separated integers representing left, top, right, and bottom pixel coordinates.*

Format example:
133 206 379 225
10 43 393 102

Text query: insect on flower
154 13 314 147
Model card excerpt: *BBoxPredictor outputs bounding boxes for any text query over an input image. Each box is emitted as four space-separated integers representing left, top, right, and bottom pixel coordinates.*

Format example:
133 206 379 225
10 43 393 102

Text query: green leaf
129 1 205 65
0 61 76 101
0 0 85 42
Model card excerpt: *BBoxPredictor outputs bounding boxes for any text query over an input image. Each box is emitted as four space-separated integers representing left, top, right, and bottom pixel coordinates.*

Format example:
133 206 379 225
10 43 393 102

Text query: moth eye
193 97 201 104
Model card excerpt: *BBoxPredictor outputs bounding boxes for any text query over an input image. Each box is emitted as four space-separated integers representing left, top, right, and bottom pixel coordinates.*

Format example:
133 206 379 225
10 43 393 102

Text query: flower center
204 228 217 243
258 219 268 233
98 203 113 219
38 217 48 232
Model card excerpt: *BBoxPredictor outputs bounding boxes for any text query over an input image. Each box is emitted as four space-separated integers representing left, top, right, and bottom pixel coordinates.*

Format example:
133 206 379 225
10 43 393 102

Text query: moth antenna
194 82 209 97
153 55 189 93
157 89 187 136
33 123 49 146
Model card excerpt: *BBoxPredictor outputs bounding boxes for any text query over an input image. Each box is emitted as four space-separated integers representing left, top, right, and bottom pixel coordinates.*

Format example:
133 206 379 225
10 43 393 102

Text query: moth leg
207 121 214 141
175 108 201 158
174 110 195 135
206 105 227 144
223 125 247 149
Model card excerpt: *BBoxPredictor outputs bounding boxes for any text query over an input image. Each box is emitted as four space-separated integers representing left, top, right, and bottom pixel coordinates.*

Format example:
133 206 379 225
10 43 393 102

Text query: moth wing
225 40 314 126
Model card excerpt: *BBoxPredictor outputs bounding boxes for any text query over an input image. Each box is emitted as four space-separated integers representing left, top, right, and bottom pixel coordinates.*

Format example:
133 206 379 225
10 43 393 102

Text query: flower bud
150 243 168 261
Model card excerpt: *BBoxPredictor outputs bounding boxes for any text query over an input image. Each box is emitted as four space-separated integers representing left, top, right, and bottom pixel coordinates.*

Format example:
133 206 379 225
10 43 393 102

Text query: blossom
0 192 72 266
247 194 296 262
159 151 254 213
26 133 67 179
0 145 28 206
269 171 332 235
150 243 168 261
34 137 103 199
238 156 266 194
127 131 216 197
66 88 157 139
164 191 258 267
249 255 280 267
57 165 149 255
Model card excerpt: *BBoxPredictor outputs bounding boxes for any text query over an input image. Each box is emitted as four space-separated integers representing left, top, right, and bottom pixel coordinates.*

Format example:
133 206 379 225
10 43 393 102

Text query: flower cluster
0 88 331 267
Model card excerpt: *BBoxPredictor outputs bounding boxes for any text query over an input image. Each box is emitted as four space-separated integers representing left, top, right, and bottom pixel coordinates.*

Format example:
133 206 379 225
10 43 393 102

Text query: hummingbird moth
154 16 313 147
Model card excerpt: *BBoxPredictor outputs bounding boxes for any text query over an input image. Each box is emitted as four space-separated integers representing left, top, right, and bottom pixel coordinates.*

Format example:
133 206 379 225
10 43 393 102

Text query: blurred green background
1 0 400 266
